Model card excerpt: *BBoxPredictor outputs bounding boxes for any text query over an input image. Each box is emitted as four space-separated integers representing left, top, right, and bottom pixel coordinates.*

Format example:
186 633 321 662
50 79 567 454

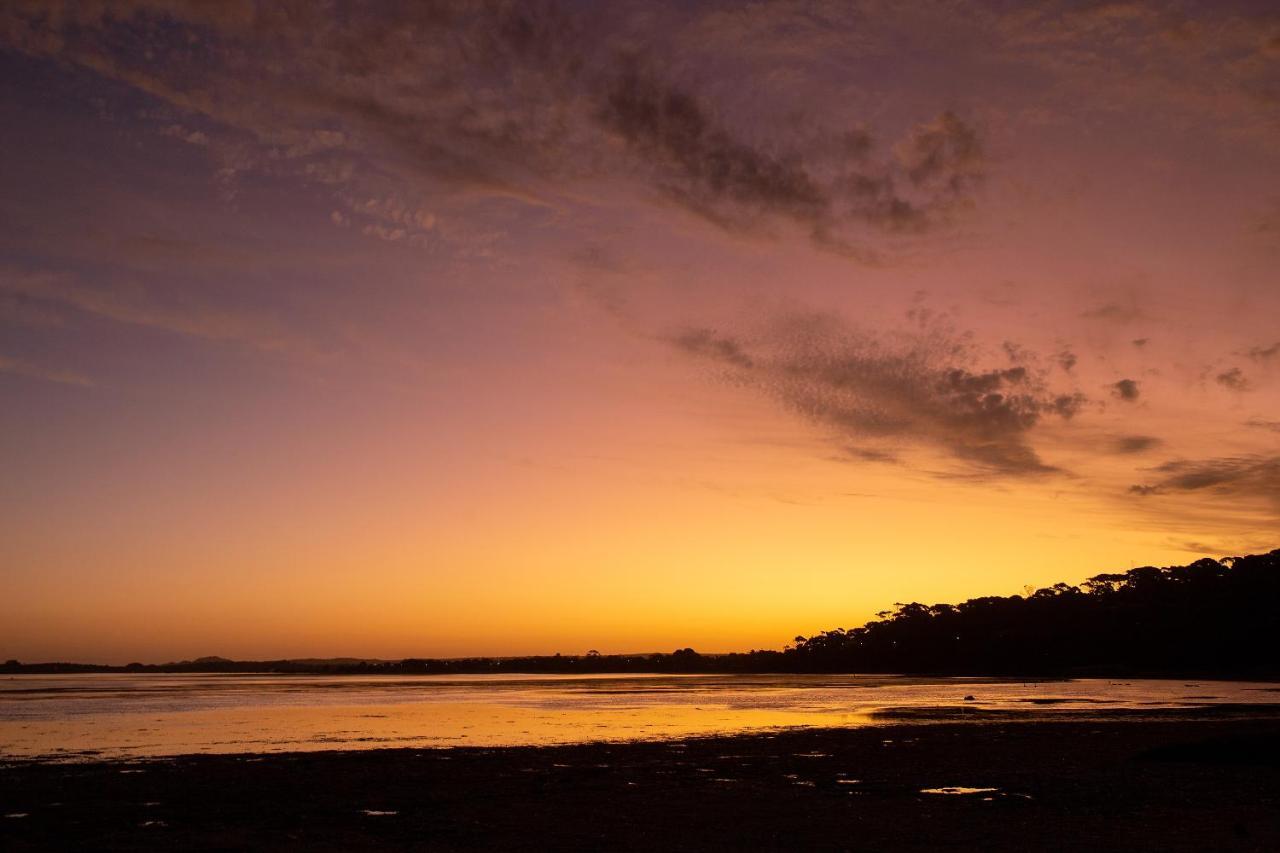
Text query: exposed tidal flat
1 675 1279 850
3 673 1279 760
2 714 1279 851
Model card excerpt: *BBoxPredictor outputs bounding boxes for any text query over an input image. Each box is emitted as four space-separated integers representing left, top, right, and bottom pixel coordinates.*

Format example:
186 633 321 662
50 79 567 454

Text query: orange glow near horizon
1 3 1278 664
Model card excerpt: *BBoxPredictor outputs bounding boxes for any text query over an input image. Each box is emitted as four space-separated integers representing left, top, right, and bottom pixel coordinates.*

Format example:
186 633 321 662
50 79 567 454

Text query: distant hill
5 549 1277 679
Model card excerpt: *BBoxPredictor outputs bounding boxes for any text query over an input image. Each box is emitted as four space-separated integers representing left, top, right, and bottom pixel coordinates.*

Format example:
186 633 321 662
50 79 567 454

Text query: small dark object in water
963 695 976 701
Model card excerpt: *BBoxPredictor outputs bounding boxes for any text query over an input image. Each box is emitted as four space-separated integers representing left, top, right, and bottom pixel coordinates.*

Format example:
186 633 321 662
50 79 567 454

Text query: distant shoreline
5 660 1278 681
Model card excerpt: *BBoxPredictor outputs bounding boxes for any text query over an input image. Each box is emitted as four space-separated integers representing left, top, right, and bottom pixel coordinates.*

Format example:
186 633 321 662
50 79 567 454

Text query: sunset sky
2 1 1278 664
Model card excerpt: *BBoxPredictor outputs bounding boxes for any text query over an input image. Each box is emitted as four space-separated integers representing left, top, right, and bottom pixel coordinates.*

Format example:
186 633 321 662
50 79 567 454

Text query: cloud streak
1130 456 1280 507
0 354 91 387
1113 435 1161 454
0 268 319 359
1215 367 1250 391
668 313 1085 478
1248 342 1280 361
599 61 984 250
0 1 985 260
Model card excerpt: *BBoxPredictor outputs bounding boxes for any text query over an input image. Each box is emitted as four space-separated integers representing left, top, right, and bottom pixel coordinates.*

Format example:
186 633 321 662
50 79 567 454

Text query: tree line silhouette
777 549 1278 676
5 549 1276 678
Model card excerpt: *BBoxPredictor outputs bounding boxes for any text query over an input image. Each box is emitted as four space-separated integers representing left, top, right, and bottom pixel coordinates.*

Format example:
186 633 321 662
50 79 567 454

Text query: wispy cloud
1130 456 1280 507
0 354 91 387
1082 301 1143 324
599 61 984 252
0 1 985 261
667 312 1085 479
1112 435 1161 454
1247 341 1280 361
1215 367 1251 392
1246 418 1280 433
0 268 319 359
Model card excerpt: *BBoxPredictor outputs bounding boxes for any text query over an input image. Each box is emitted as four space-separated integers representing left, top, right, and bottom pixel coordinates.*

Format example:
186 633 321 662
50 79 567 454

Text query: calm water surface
1 673 1276 760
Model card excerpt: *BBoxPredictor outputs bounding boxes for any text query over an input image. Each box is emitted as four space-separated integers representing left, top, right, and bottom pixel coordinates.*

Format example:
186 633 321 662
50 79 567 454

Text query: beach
4 711 1278 851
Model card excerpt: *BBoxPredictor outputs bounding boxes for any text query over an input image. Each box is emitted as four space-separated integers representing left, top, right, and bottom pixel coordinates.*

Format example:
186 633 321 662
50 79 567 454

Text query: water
1 673 1276 760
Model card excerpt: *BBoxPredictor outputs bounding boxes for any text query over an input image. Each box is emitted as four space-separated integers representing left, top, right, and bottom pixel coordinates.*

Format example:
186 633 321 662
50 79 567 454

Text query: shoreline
5 701 1280 766
4 713 1279 850
9 673 1277 764
8 664 1280 680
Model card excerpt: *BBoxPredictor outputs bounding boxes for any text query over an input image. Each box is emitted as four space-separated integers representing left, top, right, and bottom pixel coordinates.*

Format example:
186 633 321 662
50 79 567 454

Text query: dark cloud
1110 378 1141 401
1129 456 1280 505
0 2 985 260
1002 341 1030 363
667 327 754 369
1049 393 1087 419
600 64 826 227
1247 341 1280 361
1057 350 1078 372
1131 337 1149 348
599 63 984 248
1114 435 1161 454
1215 367 1250 391
669 314 1085 478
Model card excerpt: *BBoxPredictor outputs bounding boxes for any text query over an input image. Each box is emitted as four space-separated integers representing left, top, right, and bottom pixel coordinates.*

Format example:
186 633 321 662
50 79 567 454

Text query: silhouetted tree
9 551 1276 678
782 550 1279 676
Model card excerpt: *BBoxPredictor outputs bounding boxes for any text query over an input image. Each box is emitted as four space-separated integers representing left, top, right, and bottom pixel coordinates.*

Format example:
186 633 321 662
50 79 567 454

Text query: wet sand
3 713 1279 851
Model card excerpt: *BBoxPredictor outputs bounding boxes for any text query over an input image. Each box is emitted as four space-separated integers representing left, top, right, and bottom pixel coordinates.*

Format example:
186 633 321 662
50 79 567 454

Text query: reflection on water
1 673 1276 760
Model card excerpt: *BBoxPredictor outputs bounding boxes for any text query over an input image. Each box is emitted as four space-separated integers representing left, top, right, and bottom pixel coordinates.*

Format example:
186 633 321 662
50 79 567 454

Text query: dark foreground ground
3 713 1279 852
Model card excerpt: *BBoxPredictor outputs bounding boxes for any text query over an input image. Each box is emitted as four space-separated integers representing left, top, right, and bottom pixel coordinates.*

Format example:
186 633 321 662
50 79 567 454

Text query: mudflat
3 714 1279 851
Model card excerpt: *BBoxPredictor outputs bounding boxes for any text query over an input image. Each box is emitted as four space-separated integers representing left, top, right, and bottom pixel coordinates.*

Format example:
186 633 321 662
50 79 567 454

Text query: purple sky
2 1 1278 662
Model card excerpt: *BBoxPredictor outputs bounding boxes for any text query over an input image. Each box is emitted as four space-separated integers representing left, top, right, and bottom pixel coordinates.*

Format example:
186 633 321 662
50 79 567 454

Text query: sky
1 1 1278 664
